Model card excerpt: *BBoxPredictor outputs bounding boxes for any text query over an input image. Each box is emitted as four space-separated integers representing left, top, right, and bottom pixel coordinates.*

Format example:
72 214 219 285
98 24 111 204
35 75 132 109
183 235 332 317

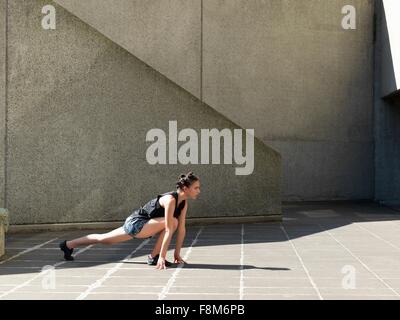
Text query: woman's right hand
156 256 167 270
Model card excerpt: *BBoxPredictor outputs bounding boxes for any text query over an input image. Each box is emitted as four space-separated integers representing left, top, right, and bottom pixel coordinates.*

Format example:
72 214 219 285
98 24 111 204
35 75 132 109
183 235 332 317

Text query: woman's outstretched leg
67 227 133 248
60 227 133 261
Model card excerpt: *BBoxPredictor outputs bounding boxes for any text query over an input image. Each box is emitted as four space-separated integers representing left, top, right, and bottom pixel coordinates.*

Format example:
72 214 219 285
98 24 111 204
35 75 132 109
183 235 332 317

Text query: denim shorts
123 216 151 238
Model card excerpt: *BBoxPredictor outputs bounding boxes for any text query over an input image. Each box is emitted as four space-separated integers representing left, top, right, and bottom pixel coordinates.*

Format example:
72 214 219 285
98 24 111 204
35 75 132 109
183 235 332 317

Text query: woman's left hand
174 254 187 264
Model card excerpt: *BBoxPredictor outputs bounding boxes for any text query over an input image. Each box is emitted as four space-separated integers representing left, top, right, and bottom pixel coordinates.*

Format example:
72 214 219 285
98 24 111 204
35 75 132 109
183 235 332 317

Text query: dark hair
176 171 199 190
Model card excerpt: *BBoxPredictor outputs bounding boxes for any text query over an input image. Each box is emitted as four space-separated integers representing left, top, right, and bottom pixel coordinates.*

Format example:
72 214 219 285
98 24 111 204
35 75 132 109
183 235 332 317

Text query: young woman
59 172 200 270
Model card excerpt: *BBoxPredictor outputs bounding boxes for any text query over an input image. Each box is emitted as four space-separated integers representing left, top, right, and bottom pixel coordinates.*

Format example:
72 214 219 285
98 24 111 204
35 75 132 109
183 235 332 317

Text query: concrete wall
374 96 400 205
51 0 375 201
381 0 400 97
374 0 400 205
0 0 6 209
54 0 202 99
1 0 383 226
203 0 375 201
5 0 281 225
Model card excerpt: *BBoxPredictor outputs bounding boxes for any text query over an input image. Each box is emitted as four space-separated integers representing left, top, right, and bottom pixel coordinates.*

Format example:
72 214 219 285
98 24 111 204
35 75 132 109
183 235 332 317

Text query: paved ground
1 202 400 300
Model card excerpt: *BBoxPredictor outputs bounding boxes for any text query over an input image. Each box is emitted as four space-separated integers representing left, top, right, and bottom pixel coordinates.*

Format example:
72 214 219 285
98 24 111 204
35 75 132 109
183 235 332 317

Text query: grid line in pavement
280 224 323 300
158 227 203 300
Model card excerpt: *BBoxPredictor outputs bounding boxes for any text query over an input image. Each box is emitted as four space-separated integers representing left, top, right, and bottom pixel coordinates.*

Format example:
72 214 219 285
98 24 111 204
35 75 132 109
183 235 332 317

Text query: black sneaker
147 254 173 267
59 240 74 261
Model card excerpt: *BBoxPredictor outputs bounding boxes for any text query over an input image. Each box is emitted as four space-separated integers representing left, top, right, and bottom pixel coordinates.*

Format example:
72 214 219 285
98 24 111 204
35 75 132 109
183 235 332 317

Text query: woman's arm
157 196 176 269
174 201 188 263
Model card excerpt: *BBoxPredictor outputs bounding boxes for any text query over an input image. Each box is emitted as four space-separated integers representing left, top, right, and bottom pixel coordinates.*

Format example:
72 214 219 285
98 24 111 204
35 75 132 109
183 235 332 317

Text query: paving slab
312 277 388 289
323 295 400 300
318 287 398 296
2 292 81 300
13 285 89 293
29 276 101 286
0 285 16 292
164 293 239 300
380 278 400 288
100 277 170 287
243 294 320 300
91 286 162 294
84 293 159 300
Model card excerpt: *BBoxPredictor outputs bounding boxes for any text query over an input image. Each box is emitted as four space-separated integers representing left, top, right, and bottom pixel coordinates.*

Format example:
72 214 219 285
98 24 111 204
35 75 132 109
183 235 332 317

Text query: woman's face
185 180 201 200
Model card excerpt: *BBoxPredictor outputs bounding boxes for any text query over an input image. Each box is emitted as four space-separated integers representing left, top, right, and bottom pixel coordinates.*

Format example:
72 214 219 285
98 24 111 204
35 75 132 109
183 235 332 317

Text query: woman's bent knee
134 219 164 239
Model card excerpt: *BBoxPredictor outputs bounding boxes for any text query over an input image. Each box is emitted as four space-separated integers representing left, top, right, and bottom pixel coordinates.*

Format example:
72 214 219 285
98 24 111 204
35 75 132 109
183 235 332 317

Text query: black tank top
129 191 186 219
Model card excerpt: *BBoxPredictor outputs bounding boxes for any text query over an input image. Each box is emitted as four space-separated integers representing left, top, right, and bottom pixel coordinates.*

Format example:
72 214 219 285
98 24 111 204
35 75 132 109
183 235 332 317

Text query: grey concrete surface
374 0 400 205
5 0 281 224
203 0 375 201
1 202 400 300
53 0 202 99
267 140 373 200
0 0 6 209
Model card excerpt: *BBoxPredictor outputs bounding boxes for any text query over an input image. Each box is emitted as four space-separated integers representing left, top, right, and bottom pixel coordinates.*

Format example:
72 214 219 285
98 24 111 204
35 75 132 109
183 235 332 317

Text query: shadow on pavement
123 261 290 271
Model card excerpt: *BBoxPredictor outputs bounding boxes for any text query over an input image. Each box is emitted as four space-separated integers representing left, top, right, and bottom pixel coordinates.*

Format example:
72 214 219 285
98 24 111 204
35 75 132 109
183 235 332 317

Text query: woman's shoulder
158 190 177 199
158 191 177 207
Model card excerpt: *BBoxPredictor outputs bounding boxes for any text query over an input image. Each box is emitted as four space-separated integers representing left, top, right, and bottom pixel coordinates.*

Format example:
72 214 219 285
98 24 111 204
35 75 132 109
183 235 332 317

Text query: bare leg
150 218 178 257
66 227 133 249
151 229 166 257
133 217 166 239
